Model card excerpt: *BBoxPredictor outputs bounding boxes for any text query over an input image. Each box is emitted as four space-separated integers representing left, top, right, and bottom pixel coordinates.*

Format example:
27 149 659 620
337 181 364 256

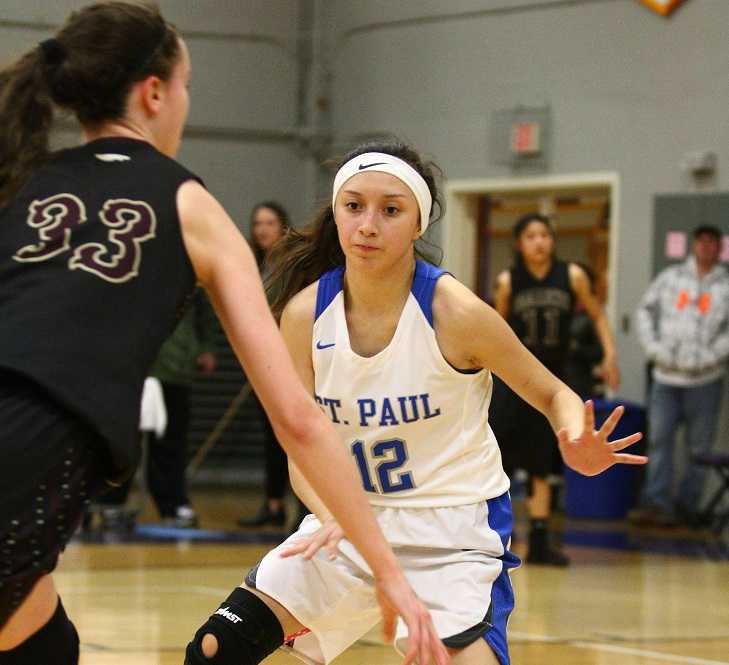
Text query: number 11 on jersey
351 439 415 494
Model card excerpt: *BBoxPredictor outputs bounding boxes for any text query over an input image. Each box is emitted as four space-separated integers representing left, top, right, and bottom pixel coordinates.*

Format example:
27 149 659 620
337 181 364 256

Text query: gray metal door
653 193 729 276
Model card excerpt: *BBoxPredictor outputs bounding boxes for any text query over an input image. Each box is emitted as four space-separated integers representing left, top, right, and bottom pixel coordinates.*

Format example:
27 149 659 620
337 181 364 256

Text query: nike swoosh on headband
333 152 433 236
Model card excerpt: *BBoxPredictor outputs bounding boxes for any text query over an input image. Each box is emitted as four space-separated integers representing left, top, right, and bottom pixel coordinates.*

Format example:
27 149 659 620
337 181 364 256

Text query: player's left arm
279 286 348 561
568 263 619 391
278 285 335 525
432 276 645 476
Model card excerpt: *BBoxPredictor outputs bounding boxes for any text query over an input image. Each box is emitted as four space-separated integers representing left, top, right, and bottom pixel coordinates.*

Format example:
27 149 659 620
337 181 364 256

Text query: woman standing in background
238 202 306 529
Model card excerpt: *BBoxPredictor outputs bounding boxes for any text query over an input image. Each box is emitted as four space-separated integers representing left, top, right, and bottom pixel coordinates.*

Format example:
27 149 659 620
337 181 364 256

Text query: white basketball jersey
312 260 510 508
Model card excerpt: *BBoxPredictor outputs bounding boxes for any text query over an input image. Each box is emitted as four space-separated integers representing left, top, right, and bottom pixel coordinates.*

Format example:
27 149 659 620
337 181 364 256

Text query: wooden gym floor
56 488 729 665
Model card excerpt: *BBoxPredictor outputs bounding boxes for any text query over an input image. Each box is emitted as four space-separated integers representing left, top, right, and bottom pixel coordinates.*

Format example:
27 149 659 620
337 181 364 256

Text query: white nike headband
331 152 433 236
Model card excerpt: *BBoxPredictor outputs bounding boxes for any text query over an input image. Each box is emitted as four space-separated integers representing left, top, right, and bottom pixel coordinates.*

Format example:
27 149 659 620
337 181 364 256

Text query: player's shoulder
567 261 588 285
432 273 486 327
495 269 511 287
567 261 585 276
138 146 203 189
431 273 501 364
281 281 318 331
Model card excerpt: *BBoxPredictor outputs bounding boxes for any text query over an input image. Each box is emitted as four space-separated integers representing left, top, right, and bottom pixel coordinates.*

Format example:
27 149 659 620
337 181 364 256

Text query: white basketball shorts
246 492 519 665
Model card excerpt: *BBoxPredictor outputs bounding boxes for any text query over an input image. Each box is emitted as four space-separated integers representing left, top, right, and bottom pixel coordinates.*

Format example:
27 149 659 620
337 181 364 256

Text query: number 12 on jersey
351 439 415 494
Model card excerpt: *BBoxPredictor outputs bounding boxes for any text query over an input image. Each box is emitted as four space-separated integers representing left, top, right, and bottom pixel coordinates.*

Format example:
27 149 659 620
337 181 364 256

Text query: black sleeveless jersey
0 137 201 478
507 260 575 375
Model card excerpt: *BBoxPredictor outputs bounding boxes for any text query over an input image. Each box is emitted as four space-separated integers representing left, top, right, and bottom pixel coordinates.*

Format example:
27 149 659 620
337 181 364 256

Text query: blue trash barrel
564 399 646 519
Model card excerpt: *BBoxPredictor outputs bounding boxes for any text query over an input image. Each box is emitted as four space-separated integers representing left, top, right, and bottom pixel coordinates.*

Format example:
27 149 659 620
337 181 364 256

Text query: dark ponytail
267 139 443 321
0 49 54 206
0 1 179 207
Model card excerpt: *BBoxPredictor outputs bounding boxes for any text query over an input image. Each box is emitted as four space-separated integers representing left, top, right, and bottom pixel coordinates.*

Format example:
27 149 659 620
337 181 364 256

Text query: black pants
490 376 557 479
0 370 107 628
259 399 288 500
148 382 191 515
99 382 191 517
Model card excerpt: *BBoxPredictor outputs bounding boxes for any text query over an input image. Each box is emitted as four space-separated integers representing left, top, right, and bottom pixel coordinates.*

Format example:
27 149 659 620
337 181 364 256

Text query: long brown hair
267 139 443 320
0 1 179 207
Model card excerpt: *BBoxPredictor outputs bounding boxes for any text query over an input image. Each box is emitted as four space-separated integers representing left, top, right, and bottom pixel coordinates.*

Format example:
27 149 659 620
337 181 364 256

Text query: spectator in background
249 201 289 272
148 287 218 526
237 202 303 528
632 225 729 527
96 288 218 528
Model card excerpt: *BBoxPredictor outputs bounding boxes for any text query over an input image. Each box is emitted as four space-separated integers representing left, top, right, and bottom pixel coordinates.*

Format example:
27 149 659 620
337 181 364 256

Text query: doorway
442 172 620 323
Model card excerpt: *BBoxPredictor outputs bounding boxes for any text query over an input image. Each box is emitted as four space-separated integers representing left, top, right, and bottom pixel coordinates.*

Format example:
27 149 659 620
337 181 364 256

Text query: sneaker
526 523 570 566
237 504 287 528
99 506 138 531
526 545 570 566
160 505 199 529
675 504 711 529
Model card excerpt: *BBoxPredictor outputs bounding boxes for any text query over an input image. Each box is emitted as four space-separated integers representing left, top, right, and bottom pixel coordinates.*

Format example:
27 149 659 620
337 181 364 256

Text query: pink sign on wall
665 231 687 259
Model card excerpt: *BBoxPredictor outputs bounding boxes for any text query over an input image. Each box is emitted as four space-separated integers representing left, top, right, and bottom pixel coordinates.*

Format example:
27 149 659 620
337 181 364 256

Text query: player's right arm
493 270 511 319
176 180 449 665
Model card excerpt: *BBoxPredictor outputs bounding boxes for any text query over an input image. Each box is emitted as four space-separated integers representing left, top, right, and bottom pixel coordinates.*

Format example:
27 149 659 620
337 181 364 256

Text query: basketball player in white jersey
185 141 646 665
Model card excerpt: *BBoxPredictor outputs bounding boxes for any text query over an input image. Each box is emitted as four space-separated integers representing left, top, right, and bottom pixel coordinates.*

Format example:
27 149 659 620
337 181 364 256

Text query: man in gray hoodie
634 225 729 526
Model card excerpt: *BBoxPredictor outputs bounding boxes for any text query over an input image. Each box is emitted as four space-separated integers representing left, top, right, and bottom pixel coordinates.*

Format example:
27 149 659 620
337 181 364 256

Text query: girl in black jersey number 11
491 213 621 565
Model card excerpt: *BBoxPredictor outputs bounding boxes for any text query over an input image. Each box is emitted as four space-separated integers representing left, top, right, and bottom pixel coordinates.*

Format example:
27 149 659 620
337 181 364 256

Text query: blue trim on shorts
483 492 520 665
410 260 446 327
314 266 345 322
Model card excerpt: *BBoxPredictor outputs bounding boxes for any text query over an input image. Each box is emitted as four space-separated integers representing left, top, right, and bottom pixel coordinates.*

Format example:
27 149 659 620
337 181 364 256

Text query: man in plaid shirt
633 225 729 526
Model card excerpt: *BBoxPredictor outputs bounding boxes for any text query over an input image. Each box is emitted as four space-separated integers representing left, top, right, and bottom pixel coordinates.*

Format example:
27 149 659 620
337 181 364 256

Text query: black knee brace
185 587 284 665
0 598 79 665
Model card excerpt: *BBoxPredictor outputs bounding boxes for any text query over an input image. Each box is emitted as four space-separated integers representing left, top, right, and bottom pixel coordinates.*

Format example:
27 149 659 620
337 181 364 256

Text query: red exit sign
511 122 541 155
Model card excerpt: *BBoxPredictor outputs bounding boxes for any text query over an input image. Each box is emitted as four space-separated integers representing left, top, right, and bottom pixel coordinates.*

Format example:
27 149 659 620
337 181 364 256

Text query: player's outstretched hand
279 517 344 561
558 400 647 477
375 570 451 665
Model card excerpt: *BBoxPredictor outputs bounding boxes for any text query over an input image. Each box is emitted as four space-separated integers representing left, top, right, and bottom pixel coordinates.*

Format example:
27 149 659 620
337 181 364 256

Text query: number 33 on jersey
13 193 155 283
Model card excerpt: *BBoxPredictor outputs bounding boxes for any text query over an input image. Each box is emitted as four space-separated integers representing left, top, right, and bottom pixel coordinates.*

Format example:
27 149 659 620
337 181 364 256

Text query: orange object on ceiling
639 0 688 16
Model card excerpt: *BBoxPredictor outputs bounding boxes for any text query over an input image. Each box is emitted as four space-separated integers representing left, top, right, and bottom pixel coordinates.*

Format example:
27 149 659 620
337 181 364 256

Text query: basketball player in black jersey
0 4 448 665
491 214 620 565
